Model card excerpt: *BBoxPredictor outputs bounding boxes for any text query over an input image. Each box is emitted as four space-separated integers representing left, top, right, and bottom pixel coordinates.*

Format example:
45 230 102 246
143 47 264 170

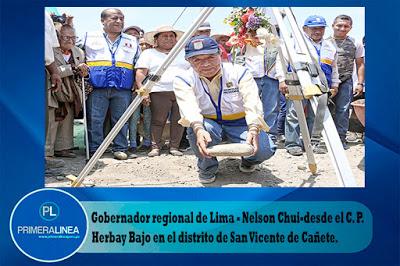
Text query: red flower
241 13 250 23
239 26 246 35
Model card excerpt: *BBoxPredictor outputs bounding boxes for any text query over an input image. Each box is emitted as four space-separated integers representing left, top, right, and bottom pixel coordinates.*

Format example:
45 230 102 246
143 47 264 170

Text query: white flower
256 27 279 48
265 33 279 48
255 27 270 39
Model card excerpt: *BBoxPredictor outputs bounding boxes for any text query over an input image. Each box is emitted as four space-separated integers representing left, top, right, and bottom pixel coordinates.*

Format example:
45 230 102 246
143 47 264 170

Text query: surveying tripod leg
309 97 356 187
292 99 317 174
71 95 143 187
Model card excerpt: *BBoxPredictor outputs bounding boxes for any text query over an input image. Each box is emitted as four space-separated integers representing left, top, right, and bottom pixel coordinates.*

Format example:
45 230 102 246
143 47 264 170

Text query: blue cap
304 15 327 27
185 36 219 59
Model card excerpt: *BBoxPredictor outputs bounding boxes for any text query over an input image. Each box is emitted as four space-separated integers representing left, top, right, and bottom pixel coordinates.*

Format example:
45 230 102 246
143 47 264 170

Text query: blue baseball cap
185 35 219 59
304 15 327 27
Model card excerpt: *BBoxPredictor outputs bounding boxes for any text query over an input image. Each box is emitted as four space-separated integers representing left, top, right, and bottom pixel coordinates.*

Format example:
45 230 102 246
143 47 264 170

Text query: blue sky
50 7 365 42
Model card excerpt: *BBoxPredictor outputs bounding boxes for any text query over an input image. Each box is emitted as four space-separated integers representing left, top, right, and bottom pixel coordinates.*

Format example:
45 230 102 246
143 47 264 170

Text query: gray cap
198 21 211 31
123 25 144 35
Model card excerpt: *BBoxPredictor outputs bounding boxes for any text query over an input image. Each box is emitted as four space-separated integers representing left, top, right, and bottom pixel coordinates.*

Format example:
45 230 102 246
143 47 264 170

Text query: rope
172 7 188 27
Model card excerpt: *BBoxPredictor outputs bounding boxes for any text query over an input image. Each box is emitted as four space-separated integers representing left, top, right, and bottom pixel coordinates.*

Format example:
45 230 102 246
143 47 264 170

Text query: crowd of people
44 8 365 183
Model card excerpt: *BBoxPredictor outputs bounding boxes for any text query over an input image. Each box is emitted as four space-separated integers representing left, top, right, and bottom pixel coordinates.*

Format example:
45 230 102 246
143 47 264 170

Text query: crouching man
173 36 276 184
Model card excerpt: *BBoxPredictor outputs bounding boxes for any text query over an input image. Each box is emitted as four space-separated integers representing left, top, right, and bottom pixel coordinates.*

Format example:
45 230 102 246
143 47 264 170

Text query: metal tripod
271 7 356 187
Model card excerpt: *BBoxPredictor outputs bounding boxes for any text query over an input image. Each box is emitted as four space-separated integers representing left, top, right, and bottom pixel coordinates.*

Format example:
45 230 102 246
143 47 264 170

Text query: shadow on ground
45 148 108 186
202 158 284 187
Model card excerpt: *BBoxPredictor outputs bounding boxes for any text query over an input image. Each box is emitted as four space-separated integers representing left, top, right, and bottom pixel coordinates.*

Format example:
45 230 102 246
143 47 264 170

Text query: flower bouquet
224 7 277 48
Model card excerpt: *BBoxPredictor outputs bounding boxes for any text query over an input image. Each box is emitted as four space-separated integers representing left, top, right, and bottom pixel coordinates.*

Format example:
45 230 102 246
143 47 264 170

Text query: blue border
1 0 399 265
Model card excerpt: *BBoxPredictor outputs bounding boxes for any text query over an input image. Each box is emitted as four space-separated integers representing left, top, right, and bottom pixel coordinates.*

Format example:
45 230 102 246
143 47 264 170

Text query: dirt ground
45 136 365 188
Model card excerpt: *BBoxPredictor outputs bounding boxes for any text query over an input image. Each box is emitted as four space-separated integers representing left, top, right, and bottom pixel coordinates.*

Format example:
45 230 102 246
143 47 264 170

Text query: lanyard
306 35 322 64
199 74 224 122
103 33 122 57
313 44 321 57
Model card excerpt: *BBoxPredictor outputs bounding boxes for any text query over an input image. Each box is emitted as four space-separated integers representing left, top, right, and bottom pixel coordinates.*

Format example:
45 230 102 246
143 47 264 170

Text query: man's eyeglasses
60 36 77 42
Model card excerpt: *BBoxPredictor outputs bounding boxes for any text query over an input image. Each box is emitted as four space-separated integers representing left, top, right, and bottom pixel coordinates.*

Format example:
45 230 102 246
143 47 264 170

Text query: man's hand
330 86 339 98
246 128 259 155
353 84 364 97
279 81 288 94
76 63 89 77
50 73 62 92
142 95 151 106
46 61 61 92
65 14 74 27
196 128 212 158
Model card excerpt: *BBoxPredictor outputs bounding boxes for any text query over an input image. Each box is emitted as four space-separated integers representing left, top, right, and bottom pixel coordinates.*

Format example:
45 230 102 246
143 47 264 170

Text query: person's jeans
284 99 315 149
254 76 280 138
332 78 353 141
129 104 152 148
87 88 131 153
276 92 287 136
187 118 276 179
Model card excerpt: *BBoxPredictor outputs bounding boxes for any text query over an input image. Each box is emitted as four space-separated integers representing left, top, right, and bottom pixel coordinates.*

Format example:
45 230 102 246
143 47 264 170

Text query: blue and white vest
84 31 140 90
306 36 336 88
176 63 249 127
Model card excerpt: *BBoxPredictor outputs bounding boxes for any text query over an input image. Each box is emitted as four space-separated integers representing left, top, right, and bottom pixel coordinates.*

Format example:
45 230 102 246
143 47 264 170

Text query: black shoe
239 161 257 173
127 147 138 159
137 145 151 152
342 141 350 150
286 146 303 156
312 143 328 154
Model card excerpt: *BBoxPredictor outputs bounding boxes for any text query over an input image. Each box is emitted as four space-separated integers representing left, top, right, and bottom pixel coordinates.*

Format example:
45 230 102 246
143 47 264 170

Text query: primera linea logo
9 188 88 263
39 202 59 221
